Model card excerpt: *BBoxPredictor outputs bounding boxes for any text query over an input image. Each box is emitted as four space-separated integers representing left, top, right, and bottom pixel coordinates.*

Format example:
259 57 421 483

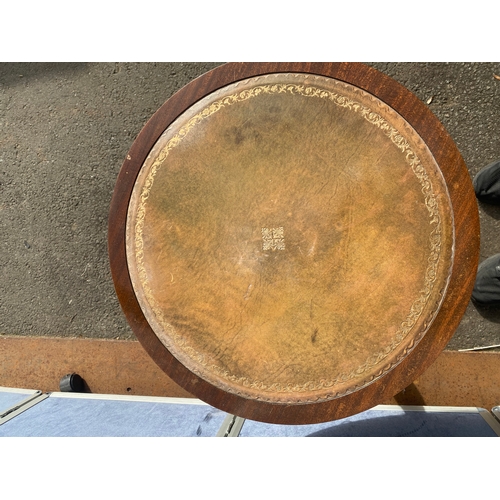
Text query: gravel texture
1 62 499 350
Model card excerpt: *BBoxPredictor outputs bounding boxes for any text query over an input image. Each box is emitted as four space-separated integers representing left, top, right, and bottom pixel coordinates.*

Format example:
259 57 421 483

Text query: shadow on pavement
480 202 500 220
472 301 500 324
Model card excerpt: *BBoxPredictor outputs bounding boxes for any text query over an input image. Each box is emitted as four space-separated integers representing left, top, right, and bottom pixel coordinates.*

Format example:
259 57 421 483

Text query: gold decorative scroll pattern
133 80 444 402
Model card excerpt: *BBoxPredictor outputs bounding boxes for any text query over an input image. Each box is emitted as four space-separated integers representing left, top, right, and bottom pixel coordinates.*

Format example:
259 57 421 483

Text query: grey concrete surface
1 62 499 351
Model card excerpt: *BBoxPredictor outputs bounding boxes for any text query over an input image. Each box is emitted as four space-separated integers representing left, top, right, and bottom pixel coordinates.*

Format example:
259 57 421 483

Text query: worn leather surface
126 73 454 403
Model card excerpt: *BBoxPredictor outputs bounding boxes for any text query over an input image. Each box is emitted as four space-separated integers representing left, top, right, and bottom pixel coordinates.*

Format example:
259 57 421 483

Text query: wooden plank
1 336 499 411
0 336 193 398
385 350 500 410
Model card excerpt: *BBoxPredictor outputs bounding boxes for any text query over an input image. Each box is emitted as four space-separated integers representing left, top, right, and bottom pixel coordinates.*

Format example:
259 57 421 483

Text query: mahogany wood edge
107 63 480 424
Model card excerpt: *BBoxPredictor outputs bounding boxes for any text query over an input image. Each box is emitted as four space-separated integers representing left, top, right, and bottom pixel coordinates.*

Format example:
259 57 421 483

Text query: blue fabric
2 390 496 437
0 395 227 437
239 409 499 437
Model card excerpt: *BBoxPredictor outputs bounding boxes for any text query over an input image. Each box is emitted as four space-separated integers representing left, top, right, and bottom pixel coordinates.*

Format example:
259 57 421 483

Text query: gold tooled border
129 74 452 403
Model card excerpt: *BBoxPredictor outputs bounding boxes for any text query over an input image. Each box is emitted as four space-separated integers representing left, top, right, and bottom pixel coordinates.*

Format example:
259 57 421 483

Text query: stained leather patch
125 73 455 404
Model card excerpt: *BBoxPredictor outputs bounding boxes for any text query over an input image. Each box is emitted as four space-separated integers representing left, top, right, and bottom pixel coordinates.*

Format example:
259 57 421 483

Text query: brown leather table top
109 63 478 424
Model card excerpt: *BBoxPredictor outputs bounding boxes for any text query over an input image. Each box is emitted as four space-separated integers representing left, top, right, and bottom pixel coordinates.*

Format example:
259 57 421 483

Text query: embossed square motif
262 227 285 251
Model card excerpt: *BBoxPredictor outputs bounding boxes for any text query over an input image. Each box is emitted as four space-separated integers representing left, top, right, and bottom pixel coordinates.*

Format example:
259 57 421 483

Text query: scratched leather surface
126 74 454 403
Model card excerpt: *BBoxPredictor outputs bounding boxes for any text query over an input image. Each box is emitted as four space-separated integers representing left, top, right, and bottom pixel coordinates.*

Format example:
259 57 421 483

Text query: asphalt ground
1 62 499 351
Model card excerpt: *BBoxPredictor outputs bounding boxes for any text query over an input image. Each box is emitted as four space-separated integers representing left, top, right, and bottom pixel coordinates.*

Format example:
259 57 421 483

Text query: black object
473 159 500 204
472 254 500 306
59 373 85 393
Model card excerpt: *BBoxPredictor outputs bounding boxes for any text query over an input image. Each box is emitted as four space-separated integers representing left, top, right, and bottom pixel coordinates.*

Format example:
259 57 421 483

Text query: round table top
109 63 479 424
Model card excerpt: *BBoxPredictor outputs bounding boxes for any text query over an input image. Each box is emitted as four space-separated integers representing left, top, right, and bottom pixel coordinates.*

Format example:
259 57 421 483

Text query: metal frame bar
491 406 500 424
0 391 49 425
216 414 246 437
48 391 209 405
478 408 500 436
